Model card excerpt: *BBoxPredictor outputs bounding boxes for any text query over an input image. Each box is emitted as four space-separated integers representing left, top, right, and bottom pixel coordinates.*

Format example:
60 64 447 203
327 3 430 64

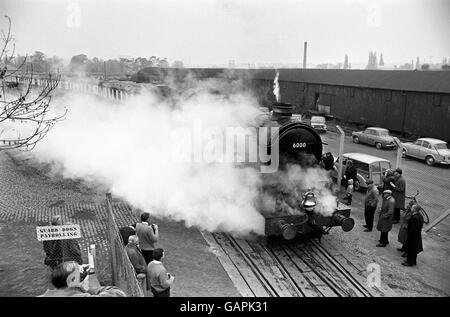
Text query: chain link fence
105 193 146 297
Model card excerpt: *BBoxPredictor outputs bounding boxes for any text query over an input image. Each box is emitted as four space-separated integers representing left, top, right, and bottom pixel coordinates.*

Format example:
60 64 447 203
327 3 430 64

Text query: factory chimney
303 42 308 69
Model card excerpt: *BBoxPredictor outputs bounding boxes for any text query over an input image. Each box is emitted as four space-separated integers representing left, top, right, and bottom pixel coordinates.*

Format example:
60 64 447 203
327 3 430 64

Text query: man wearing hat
390 168 406 224
363 179 379 232
376 190 395 247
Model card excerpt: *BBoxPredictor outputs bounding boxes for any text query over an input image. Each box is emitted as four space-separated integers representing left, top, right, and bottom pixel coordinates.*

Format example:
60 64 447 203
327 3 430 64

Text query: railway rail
203 232 395 297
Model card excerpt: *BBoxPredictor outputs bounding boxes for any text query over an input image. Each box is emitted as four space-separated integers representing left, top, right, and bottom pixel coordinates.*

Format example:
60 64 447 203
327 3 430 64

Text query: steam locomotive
256 102 354 241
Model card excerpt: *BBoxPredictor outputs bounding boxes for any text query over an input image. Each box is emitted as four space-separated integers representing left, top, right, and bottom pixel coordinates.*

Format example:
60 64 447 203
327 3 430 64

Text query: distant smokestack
303 42 308 69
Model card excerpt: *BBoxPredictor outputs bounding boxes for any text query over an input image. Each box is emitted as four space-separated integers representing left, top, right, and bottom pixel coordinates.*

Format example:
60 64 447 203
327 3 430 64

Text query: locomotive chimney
270 102 294 123
303 41 307 69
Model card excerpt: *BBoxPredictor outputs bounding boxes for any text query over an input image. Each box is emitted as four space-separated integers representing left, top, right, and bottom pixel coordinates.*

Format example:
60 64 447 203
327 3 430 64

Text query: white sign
36 224 81 241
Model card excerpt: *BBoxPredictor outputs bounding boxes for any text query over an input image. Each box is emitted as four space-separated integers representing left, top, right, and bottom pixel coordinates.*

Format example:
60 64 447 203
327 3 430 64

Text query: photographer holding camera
136 212 159 265
39 261 126 297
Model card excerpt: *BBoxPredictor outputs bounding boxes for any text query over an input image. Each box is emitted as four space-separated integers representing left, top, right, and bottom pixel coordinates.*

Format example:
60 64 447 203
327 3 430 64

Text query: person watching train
125 235 147 276
342 160 357 189
390 168 406 224
147 248 174 297
402 204 424 267
136 212 159 265
376 190 395 247
363 179 379 232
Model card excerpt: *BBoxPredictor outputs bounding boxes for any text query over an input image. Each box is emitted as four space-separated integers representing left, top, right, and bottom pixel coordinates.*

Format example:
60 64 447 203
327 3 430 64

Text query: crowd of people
40 212 174 297
359 167 425 267
119 212 175 297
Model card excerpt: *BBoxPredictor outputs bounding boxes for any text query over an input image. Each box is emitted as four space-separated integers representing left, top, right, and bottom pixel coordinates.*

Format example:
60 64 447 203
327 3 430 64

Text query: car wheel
353 136 359 144
402 149 407 158
375 142 382 150
354 180 360 191
425 156 435 166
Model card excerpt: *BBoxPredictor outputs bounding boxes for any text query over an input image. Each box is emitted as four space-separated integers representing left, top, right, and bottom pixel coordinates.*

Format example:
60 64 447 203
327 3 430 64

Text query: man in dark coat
376 190 395 247
390 168 406 224
125 235 147 275
322 152 335 171
119 223 137 246
342 160 357 188
402 205 424 266
43 216 83 270
397 205 413 254
379 169 394 193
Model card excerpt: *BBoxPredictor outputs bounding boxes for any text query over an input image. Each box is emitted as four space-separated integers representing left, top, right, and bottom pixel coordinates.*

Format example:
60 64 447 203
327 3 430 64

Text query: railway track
204 232 393 297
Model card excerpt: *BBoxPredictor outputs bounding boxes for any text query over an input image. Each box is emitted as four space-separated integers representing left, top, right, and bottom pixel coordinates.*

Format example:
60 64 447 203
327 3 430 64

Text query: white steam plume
273 71 280 102
31 85 266 236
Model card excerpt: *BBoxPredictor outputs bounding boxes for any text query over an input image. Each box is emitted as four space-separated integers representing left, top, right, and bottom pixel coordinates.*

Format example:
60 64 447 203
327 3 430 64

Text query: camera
79 265 90 282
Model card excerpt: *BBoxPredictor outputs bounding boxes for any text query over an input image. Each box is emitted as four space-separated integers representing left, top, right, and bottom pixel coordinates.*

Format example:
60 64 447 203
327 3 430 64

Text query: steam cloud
26 79 336 236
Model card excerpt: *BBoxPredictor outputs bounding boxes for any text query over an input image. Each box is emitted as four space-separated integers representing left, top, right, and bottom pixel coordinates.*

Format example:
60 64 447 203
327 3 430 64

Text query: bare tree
0 16 66 151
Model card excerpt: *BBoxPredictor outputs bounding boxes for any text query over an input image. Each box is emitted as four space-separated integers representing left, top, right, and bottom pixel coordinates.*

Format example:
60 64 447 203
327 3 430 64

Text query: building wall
249 78 449 141
134 67 450 141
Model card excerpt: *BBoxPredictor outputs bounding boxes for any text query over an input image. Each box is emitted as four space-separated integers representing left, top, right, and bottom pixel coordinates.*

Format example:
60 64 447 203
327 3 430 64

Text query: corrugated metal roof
138 67 450 94
248 69 450 94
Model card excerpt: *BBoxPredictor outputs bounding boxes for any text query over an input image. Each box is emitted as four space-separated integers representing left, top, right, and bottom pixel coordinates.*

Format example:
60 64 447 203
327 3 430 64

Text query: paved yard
0 151 239 297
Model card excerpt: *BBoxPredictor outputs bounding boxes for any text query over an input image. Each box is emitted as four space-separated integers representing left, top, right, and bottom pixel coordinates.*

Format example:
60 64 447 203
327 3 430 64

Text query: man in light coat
364 179 379 232
376 190 395 247
136 212 159 265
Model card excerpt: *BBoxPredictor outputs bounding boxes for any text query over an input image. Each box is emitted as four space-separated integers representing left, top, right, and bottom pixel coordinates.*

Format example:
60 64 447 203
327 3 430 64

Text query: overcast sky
1 0 449 67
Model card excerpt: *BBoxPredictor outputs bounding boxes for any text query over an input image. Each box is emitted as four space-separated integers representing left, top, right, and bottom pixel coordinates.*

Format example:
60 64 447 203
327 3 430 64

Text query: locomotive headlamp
302 191 317 212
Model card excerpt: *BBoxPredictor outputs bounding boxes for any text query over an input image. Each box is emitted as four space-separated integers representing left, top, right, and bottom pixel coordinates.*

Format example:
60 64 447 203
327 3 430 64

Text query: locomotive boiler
256 102 354 241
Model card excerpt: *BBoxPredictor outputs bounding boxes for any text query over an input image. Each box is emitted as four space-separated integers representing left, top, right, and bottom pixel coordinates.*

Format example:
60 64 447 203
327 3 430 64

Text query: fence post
87 244 101 289
105 193 118 285
393 137 403 169
336 125 345 186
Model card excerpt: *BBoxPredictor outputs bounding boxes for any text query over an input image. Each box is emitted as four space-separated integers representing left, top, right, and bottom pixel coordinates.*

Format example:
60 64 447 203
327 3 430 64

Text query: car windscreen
435 143 448 150
352 160 370 174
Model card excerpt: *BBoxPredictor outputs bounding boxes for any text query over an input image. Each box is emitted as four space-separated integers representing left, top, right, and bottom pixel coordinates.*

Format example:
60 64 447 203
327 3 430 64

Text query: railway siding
206 233 398 297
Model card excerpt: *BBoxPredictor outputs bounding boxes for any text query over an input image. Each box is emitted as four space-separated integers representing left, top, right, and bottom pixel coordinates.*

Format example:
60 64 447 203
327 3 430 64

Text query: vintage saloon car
401 138 450 166
334 153 392 191
352 127 396 149
310 116 327 133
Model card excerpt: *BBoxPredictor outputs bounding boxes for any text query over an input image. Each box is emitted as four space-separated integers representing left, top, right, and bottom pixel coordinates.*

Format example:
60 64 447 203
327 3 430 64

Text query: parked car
310 116 327 133
352 127 396 149
291 114 302 122
401 138 450 166
333 153 392 191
